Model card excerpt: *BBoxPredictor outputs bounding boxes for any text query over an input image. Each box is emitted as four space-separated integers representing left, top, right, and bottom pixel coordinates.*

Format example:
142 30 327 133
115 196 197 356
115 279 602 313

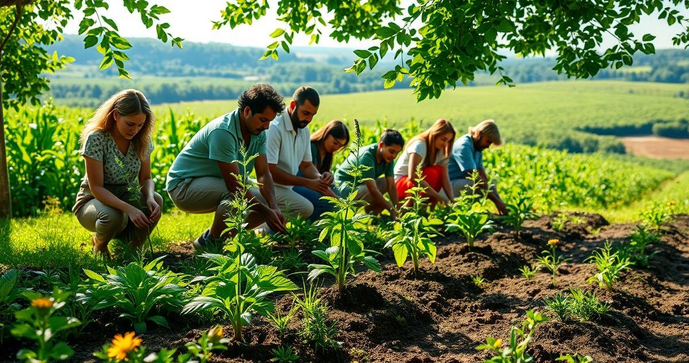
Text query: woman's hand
146 197 162 223
126 205 152 228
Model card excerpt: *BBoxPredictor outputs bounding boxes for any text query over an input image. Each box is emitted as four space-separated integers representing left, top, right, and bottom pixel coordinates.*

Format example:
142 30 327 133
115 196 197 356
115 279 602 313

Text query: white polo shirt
266 111 312 188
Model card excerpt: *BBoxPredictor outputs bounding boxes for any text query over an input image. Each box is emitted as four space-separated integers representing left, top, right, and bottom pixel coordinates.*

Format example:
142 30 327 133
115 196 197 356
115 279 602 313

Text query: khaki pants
273 185 314 219
75 192 163 244
353 178 388 202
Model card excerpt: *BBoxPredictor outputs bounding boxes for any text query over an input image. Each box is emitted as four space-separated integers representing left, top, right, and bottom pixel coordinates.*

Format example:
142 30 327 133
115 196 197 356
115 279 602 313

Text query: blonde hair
469 119 502 146
406 119 456 166
80 89 155 160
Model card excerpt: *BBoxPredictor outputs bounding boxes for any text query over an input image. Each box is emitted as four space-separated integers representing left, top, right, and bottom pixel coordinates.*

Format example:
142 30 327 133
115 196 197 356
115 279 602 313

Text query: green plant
622 224 660 267
294 283 339 352
180 326 230 363
476 310 548 362
448 211 494 249
556 353 594 363
502 193 536 236
94 331 177 363
0 269 23 337
586 242 633 290
270 346 299 363
640 201 675 233
274 215 319 248
115 156 156 258
471 275 486 288
11 288 81 362
276 248 307 272
552 213 569 232
536 239 569 286
385 166 442 273
543 288 609 322
519 265 540 280
82 256 186 334
267 305 298 340
308 121 381 292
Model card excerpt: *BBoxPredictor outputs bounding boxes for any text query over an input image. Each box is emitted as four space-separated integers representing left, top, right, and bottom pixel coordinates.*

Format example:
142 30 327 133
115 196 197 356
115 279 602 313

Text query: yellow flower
107 332 142 361
547 239 560 246
31 298 54 310
668 200 676 206
494 338 502 348
208 325 224 344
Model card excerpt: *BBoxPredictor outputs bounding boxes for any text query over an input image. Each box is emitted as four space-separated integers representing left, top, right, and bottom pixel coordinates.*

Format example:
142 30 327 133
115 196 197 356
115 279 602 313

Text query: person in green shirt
334 129 404 218
166 84 287 249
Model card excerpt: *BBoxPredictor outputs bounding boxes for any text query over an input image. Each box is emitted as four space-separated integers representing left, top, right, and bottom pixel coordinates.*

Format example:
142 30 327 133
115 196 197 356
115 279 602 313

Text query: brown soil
621 136 689 159
2 214 688 362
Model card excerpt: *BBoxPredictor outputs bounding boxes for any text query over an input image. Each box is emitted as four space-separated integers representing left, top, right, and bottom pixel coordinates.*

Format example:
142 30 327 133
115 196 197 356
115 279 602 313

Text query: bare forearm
257 175 279 210
91 186 133 213
270 165 309 187
141 179 155 199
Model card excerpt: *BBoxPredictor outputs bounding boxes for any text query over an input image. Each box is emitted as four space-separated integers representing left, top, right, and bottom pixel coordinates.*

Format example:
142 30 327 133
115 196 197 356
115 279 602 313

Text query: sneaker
193 230 224 252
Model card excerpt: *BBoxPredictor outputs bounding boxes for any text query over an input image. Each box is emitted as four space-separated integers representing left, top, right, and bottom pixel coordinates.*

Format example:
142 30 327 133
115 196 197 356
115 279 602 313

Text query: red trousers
395 165 444 200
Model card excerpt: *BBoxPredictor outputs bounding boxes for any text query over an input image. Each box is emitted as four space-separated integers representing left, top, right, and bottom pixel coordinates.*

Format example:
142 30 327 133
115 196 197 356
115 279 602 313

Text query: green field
165 80 689 153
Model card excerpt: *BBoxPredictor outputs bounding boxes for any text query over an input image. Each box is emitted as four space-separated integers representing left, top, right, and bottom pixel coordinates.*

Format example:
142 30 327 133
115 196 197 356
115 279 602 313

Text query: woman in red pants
394 119 456 209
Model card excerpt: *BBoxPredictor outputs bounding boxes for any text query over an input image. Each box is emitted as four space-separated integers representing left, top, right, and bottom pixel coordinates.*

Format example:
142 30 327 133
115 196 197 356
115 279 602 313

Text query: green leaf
110 36 132 50
49 342 74 360
102 16 119 31
270 28 285 38
148 315 169 328
392 243 409 267
150 5 171 15
83 35 99 49
642 34 656 42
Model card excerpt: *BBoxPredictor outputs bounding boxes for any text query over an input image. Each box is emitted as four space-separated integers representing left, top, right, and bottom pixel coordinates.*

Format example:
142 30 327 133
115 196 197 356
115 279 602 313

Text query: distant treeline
45 36 689 106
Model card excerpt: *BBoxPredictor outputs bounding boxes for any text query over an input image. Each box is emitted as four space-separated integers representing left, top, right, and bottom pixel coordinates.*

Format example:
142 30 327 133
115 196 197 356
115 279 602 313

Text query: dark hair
380 129 405 147
311 120 350 172
238 84 285 114
292 86 320 107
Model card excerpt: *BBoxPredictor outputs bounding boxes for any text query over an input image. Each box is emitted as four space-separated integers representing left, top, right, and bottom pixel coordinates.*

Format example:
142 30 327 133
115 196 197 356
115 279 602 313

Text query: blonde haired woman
393 119 456 208
72 89 163 257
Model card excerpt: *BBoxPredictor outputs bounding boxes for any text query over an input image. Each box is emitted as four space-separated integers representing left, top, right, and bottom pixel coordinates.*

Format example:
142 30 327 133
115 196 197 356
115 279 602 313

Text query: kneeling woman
294 120 350 221
394 119 456 208
72 89 163 257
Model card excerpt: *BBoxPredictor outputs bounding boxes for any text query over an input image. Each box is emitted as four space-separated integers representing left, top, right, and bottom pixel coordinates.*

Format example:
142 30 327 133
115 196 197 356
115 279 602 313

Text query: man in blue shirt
447 120 507 215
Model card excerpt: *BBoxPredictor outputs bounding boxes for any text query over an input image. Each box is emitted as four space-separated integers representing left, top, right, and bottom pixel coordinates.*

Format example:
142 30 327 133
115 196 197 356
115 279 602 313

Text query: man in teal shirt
166 84 287 248
334 129 404 218
447 119 507 215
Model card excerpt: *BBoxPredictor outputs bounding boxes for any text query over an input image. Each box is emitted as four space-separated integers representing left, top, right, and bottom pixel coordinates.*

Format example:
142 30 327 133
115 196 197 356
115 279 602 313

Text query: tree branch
0 0 23 54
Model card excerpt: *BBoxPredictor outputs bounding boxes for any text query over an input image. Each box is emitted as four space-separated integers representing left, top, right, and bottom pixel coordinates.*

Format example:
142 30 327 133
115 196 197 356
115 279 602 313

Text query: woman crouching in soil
72 89 162 257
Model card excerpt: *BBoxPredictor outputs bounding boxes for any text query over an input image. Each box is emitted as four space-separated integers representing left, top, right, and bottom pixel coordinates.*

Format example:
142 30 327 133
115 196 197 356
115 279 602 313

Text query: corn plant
502 192 536 236
308 120 381 292
543 288 609 322
385 166 441 273
586 242 633 290
622 225 660 267
536 239 569 286
11 288 81 362
82 256 186 334
476 310 548 362
519 265 540 280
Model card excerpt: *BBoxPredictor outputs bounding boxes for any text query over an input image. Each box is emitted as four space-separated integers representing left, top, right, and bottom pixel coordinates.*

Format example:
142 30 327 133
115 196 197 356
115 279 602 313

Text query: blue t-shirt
448 134 484 180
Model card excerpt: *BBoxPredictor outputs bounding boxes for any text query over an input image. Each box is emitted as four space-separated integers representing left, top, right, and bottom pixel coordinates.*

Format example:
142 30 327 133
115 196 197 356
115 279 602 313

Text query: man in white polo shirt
266 86 335 219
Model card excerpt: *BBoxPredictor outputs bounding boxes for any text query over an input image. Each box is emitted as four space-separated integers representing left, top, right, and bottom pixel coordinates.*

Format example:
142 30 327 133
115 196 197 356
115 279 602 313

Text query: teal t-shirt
448 134 484 180
333 143 394 196
165 109 266 191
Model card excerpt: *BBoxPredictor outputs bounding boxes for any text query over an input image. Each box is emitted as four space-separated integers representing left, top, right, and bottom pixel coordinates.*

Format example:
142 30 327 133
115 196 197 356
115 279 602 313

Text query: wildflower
494 338 502 348
31 298 54 316
208 325 224 344
668 200 676 206
547 239 560 246
108 332 142 361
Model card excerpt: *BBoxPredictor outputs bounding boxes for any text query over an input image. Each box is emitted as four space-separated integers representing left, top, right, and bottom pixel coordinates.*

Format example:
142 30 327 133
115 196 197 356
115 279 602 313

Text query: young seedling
293 283 339 352
471 275 486 288
309 120 381 292
476 310 548 362
385 164 441 274
267 305 298 340
543 288 609 322
270 346 299 363
536 239 569 286
447 211 494 249
557 353 594 363
503 192 536 236
640 200 675 233
519 265 540 280
586 242 633 290
622 224 660 267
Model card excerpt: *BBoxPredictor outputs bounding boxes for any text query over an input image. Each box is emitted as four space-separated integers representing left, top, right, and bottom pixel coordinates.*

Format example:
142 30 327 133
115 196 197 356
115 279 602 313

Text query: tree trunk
0 75 9 219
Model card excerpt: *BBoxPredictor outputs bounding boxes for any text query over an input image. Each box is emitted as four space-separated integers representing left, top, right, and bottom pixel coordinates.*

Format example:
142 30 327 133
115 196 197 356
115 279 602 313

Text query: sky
63 1 689 51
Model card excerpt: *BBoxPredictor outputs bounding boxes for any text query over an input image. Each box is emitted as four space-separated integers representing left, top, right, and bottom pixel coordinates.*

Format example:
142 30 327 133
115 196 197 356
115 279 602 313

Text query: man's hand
306 178 331 194
265 208 287 234
320 172 334 185
495 199 508 216
387 204 398 220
